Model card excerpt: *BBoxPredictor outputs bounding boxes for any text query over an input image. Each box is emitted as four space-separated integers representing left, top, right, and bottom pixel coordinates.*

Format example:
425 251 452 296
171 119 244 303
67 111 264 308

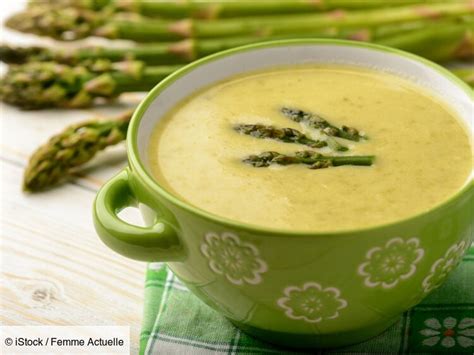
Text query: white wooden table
1 2 148 353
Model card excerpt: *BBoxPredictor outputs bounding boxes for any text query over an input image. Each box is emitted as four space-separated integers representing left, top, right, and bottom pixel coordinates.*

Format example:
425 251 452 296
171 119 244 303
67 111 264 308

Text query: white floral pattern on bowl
200 232 267 285
422 240 468 294
277 282 347 323
421 316 474 348
358 237 424 288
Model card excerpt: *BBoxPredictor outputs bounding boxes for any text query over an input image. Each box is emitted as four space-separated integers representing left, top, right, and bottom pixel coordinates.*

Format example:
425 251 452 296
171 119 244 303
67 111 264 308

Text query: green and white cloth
140 247 474 354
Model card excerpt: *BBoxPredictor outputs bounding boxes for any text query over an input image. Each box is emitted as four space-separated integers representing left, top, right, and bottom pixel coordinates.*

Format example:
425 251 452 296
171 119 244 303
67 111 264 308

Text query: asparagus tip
0 60 145 109
23 110 133 192
0 44 35 64
5 6 102 40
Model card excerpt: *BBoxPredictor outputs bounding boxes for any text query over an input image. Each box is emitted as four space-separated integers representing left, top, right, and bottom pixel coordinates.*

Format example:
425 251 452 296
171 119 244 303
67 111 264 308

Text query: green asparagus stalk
0 60 179 109
23 110 133 192
234 124 327 148
27 0 111 11
4 17 471 65
365 14 473 39
0 29 398 65
2 19 472 70
0 37 281 65
450 66 474 87
378 21 474 62
243 151 375 169
28 0 451 19
0 43 187 65
7 2 473 41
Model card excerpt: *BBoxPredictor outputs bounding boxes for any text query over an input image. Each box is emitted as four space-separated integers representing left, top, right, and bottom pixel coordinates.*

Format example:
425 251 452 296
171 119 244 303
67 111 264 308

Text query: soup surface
148 65 472 232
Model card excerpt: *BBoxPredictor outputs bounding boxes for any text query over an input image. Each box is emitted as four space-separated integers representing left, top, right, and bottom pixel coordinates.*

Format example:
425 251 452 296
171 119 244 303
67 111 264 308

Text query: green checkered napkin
140 247 474 354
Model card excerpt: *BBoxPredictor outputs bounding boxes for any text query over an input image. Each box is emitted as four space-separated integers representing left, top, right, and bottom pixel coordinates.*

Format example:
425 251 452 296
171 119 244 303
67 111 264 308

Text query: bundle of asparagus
2 16 472 66
6 2 472 41
1 21 472 109
28 0 447 18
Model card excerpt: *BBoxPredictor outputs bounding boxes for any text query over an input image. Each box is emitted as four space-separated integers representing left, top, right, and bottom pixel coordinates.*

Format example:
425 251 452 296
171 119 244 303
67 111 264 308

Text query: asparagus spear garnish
23 110 133 192
280 107 365 152
281 107 365 141
234 124 327 148
0 60 179 109
243 151 375 169
29 0 446 19
7 3 473 41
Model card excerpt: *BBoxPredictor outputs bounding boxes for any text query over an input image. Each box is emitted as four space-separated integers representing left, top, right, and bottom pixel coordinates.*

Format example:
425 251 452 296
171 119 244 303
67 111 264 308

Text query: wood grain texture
1 161 146 354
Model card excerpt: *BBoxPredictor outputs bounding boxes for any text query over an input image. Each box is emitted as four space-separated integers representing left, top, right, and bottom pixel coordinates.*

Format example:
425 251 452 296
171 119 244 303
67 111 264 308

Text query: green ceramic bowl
93 39 473 348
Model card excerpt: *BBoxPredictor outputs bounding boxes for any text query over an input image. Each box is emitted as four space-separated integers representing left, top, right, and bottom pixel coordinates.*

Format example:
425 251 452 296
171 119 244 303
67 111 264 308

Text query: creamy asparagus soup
148 65 472 232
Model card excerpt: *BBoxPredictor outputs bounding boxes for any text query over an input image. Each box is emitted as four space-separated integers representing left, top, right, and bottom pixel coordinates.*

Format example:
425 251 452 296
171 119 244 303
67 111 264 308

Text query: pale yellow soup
148 65 472 232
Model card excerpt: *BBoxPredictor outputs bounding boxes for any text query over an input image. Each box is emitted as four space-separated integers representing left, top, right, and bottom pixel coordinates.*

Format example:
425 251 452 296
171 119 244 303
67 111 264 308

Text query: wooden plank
0 161 146 354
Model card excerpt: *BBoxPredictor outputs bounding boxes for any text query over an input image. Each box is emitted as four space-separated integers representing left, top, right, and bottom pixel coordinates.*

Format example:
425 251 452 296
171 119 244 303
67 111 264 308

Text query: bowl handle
93 169 184 262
